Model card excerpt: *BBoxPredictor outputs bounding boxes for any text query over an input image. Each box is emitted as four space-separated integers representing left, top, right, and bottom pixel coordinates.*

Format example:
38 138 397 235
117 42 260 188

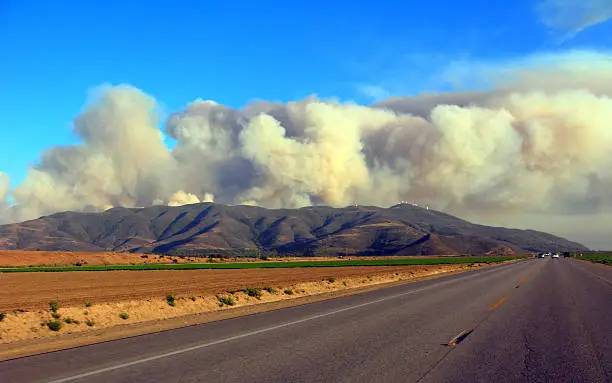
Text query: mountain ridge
0 203 588 255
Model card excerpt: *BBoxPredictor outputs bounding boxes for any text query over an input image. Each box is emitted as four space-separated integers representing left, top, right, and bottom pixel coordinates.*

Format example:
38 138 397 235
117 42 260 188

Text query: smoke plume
538 0 612 36
2 51 612 247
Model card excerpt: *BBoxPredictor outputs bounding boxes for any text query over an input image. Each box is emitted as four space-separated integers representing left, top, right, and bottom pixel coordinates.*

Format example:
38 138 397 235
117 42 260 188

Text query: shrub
49 301 59 313
284 289 294 295
217 296 235 306
228 290 236 295
244 287 262 298
51 312 61 319
85 302 93 308
263 286 276 294
343 281 348 286
46 320 62 331
327 278 336 283
190 296 197 302
167 294 176 307
63 317 79 324
0 312 5 322
85 319 95 327
119 312 129 320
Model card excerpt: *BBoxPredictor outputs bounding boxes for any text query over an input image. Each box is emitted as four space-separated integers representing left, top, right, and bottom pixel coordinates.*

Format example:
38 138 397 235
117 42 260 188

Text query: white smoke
538 0 612 37
2 51 612 247
167 190 213 207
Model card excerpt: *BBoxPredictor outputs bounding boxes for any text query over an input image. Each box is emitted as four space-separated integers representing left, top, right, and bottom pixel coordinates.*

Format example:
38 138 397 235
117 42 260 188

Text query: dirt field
0 265 460 311
0 262 492 346
0 250 446 268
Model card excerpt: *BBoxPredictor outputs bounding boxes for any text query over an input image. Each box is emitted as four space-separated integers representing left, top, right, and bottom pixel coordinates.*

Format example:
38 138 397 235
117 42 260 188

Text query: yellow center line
488 295 508 311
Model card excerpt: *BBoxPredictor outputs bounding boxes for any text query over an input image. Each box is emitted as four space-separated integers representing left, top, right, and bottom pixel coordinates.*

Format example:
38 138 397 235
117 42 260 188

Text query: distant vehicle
538 253 546 258
552 253 560 259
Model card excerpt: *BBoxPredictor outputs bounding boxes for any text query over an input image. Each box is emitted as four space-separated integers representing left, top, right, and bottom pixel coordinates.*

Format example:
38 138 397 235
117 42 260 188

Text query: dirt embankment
0 263 488 344
0 265 463 312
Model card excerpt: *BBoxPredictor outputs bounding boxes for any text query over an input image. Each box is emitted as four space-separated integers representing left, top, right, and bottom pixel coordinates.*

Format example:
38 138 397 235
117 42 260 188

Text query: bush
244 287 262 298
0 312 5 322
63 317 79 324
167 294 176 307
85 319 95 327
228 290 236 295
327 278 336 283
51 312 61 319
284 289 294 295
217 296 235 306
342 281 348 286
190 296 196 302
46 320 62 331
49 301 59 313
119 312 129 320
85 302 93 308
263 286 276 294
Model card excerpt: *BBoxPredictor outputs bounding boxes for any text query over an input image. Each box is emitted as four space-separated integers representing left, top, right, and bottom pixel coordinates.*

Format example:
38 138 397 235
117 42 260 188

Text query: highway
1 258 610 382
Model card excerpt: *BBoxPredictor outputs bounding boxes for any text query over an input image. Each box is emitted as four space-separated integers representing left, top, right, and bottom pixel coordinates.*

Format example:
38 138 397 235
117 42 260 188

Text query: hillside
0 203 588 255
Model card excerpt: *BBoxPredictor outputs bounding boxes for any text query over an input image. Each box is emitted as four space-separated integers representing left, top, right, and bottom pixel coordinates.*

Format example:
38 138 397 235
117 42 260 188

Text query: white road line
46 260 529 383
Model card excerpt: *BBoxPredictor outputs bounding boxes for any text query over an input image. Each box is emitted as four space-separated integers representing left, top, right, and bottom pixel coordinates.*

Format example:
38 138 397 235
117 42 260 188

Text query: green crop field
0 256 524 273
576 253 612 266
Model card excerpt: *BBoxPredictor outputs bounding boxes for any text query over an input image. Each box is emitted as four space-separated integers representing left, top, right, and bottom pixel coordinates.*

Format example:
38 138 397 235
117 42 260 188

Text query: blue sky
1 0 611 188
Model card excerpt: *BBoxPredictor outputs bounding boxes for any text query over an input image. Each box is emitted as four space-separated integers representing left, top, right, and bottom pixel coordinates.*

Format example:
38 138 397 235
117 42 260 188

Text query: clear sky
2 0 610 187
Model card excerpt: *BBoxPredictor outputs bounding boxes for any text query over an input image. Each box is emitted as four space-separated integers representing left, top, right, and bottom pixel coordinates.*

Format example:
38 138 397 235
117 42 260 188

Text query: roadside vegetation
0 256 522 273
166 294 176 307
575 253 612 266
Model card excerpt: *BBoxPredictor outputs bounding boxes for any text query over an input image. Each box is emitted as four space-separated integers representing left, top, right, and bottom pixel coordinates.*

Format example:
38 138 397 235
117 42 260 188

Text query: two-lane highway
1 258 610 382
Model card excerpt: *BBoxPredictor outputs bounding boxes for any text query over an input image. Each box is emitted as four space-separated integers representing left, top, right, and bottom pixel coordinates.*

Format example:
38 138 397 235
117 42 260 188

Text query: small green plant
190 296 196 302
217 296 235 306
85 319 95 327
342 281 348 286
284 289 294 295
49 301 59 313
244 287 262 298
327 277 336 283
51 312 61 319
263 286 276 294
166 294 176 307
119 312 129 320
228 290 236 295
0 312 6 322
46 320 62 331
85 302 93 308
63 317 79 324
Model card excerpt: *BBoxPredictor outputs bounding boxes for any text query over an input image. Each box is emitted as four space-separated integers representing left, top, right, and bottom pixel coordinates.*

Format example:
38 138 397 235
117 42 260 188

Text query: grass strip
0 256 523 273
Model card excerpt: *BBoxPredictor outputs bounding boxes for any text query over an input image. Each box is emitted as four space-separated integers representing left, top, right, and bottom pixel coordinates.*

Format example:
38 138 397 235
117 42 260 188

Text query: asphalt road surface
1 258 610 383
